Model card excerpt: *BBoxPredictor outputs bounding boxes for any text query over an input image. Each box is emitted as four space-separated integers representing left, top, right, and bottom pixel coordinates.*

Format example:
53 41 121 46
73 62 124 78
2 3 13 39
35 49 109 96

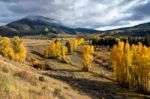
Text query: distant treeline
92 36 150 47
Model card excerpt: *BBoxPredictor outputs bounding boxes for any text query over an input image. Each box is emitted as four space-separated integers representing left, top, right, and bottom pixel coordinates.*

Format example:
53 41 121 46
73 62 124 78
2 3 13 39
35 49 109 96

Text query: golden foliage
44 40 70 63
12 36 27 62
0 37 14 59
110 41 150 92
80 45 94 71
66 38 85 53
0 36 27 62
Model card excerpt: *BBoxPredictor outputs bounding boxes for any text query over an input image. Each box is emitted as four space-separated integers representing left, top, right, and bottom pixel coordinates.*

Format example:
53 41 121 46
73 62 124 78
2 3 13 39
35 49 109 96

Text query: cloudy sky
0 0 150 30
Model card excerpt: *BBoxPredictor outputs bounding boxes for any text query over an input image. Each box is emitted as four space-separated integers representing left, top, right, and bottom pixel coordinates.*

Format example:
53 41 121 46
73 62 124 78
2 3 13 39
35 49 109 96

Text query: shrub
14 71 31 80
31 59 46 70
2 66 9 73
14 71 37 86
65 41 72 53
39 76 45 82
53 88 61 97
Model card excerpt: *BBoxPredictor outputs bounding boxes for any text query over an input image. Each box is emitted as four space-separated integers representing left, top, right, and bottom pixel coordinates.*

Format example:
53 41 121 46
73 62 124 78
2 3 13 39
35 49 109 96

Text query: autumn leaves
0 37 94 72
44 38 94 71
80 45 94 71
44 40 69 63
0 36 150 93
110 41 150 93
0 36 27 62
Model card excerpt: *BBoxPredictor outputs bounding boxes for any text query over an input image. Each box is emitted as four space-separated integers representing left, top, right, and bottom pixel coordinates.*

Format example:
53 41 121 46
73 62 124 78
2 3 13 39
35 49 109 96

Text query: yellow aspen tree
0 37 14 59
46 40 58 58
17 43 27 62
59 45 69 63
131 43 150 92
110 41 124 84
48 40 56 58
66 38 85 53
55 40 62 57
110 41 150 93
122 43 132 87
11 36 27 62
78 38 85 45
44 40 69 63
80 45 94 71
71 39 78 51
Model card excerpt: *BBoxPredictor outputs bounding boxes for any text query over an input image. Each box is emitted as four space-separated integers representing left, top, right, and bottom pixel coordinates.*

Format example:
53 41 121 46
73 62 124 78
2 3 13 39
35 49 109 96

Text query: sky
0 0 150 30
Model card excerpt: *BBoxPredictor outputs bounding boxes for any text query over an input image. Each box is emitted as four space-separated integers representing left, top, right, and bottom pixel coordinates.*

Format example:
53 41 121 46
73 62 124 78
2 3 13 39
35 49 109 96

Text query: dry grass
0 56 91 99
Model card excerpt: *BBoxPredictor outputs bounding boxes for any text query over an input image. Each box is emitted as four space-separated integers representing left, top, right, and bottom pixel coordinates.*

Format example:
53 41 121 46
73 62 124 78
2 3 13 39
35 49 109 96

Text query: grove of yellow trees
110 41 150 93
80 45 94 71
0 36 27 62
65 38 85 53
44 40 69 63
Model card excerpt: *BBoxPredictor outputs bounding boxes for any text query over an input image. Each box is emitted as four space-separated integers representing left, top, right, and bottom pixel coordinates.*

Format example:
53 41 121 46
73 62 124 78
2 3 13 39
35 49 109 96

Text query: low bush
39 76 45 82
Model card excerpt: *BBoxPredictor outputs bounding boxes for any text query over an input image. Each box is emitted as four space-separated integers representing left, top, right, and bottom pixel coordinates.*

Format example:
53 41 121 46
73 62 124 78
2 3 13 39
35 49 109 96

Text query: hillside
0 55 90 99
104 22 150 37
0 15 99 37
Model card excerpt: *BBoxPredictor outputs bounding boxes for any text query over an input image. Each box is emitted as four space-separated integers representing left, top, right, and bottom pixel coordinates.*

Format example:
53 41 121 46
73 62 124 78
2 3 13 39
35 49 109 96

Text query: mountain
1 15 150 37
104 22 150 37
0 15 99 37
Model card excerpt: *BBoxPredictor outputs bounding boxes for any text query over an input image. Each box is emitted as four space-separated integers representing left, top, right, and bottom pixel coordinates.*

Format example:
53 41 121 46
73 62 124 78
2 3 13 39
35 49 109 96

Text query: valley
0 1 150 98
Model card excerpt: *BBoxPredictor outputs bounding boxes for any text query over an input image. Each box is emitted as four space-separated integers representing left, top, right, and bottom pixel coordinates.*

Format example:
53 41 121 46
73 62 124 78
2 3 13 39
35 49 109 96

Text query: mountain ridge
102 22 150 37
0 15 100 36
0 15 150 37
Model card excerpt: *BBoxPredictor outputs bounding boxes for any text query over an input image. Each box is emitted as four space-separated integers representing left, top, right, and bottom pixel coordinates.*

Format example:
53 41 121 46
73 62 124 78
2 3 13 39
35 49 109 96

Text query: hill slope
0 56 90 99
104 22 150 37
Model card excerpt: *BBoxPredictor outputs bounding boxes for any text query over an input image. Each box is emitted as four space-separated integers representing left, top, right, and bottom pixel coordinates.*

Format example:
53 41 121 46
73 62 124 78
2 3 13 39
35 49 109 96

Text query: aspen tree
66 38 85 53
11 36 27 62
0 36 27 62
80 45 94 71
71 39 78 51
0 37 14 59
110 41 150 93
44 40 69 63
78 38 85 45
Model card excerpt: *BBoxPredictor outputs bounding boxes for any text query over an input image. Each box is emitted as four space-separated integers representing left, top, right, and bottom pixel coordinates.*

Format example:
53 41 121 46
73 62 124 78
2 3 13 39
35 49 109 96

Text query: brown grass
0 56 91 99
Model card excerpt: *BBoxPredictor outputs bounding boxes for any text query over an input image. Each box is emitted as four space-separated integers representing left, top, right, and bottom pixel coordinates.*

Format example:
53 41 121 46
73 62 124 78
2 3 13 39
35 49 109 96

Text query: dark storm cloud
132 1 150 16
0 0 19 2
0 0 150 30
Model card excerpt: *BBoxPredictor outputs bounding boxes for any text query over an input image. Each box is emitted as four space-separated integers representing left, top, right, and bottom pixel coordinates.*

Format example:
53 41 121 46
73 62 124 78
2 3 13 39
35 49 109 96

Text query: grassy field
21 39 150 99
0 39 90 99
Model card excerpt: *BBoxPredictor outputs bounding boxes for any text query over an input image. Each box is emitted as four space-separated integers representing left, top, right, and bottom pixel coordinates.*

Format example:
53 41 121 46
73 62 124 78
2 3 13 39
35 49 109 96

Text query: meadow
0 36 150 99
